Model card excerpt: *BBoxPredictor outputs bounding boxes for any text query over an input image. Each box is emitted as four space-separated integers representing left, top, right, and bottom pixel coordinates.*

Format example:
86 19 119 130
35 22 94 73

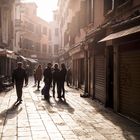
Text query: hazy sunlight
21 0 58 22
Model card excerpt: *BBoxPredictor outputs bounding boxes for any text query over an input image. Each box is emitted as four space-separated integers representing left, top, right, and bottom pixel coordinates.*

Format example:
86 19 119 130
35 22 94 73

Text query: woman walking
35 65 43 90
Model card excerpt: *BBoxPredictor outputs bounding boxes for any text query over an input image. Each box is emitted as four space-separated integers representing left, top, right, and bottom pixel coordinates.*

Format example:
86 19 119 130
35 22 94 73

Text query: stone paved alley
0 79 140 140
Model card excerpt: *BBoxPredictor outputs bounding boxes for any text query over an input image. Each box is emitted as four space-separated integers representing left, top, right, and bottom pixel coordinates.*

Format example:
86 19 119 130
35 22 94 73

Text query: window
49 29 51 40
104 0 114 15
35 43 40 52
87 0 94 24
36 24 41 34
55 28 59 36
43 27 47 35
49 45 52 54
42 44 47 52
26 22 34 32
22 39 33 49
54 44 59 55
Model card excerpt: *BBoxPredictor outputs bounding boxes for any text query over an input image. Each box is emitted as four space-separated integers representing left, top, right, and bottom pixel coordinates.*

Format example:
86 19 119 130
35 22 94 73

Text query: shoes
17 99 22 103
61 95 65 98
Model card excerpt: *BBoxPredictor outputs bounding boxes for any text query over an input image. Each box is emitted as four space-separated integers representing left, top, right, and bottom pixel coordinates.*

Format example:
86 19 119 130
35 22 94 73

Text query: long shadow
55 98 75 114
82 97 140 139
0 101 22 126
42 95 75 114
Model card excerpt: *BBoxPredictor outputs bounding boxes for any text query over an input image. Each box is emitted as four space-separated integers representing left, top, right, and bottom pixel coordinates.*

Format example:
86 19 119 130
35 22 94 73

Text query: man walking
52 63 60 98
12 62 28 103
43 63 52 100
66 67 72 87
59 63 67 99
25 64 30 86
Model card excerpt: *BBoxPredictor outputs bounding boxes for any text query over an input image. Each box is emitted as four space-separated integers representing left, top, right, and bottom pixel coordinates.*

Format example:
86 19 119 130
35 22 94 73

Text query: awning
0 48 17 59
99 25 140 42
19 55 27 61
26 58 38 63
0 48 4 55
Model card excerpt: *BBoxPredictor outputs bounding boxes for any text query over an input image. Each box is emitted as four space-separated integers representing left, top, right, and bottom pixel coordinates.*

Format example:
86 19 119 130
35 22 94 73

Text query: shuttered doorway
95 55 106 103
119 45 140 122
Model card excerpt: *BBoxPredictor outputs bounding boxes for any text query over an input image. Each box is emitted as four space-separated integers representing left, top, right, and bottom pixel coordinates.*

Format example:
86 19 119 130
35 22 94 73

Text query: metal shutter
95 55 106 103
119 47 140 122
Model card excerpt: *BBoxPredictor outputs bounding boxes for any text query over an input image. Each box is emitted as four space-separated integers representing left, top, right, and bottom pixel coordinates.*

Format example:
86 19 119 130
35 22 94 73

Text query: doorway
106 46 114 108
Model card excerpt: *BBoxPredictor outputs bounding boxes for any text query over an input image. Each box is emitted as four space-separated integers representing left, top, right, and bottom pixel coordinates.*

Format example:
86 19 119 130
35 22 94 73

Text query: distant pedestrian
42 63 52 100
35 64 43 90
25 64 30 86
59 63 67 99
66 67 72 87
52 63 60 98
33 69 37 86
12 62 28 103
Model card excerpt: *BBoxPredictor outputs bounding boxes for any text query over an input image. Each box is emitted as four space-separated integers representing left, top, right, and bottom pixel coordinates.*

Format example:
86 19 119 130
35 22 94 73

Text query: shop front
100 24 140 122
69 43 85 90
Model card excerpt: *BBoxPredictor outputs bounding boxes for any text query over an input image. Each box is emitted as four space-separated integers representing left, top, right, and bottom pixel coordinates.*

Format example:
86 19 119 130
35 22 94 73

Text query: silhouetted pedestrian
52 63 60 98
43 63 52 100
59 63 67 99
66 67 72 87
35 64 43 90
25 64 30 86
12 62 28 103
33 69 37 86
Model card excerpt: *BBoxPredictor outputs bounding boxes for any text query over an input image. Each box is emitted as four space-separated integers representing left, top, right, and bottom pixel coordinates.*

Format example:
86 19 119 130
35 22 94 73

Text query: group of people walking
12 62 71 103
38 63 67 100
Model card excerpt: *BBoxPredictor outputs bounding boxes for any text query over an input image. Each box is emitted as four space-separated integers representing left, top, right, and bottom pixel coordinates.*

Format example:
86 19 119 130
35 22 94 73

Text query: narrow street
0 78 140 140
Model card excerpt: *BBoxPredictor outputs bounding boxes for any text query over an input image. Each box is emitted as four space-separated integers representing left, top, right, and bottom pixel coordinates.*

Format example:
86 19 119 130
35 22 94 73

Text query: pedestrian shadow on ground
55 99 75 114
0 101 22 126
42 97 75 114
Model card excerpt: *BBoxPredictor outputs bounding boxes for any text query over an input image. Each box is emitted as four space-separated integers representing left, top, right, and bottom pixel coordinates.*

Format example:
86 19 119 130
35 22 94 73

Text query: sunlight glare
21 0 58 22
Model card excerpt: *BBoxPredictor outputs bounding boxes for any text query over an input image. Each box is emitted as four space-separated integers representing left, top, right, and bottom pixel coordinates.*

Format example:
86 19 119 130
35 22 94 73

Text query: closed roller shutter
95 55 106 103
119 46 140 122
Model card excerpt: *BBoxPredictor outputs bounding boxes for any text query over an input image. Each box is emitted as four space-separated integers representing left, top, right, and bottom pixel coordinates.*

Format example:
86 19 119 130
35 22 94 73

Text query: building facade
57 0 140 122
48 10 59 65
15 2 49 71
0 0 16 76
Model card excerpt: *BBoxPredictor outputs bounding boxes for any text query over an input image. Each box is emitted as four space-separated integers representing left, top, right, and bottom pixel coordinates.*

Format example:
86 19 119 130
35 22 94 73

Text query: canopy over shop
17 55 38 75
0 48 17 76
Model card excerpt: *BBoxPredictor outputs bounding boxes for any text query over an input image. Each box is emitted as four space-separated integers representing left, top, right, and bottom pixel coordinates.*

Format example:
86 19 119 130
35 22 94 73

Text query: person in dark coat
33 69 37 86
35 64 43 90
43 63 52 99
12 62 28 103
52 63 60 98
25 64 30 86
66 67 72 87
59 63 67 99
